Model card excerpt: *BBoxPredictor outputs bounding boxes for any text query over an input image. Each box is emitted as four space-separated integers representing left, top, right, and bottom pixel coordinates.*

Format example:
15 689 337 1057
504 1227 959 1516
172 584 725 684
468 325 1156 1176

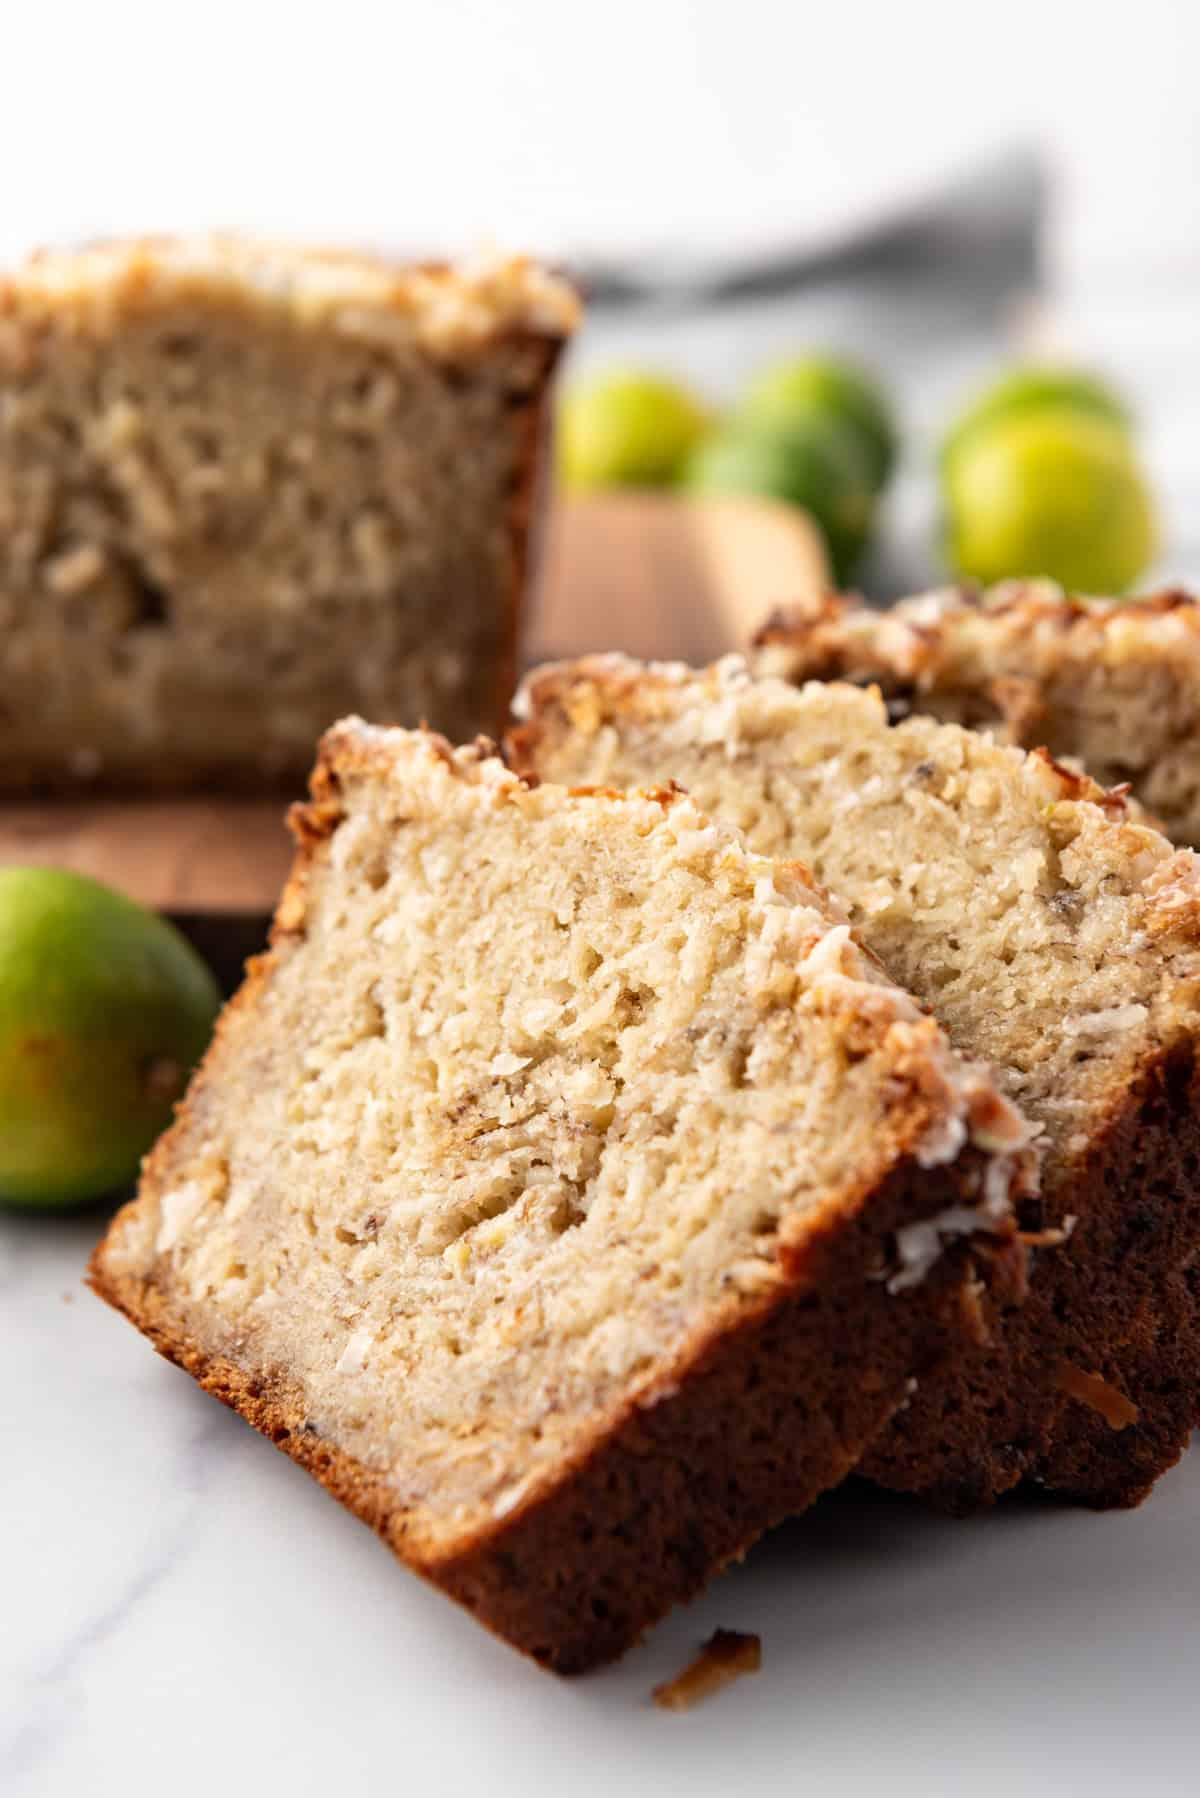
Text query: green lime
0 868 221 1208
941 365 1132 473
944 409 1158 594
741 354 897 490
684 416 875 584
558 370 712 492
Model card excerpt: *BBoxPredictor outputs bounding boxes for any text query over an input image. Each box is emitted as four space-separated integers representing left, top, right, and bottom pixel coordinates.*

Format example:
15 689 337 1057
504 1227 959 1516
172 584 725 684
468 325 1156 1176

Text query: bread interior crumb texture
0 242 571 775
513 659 1200 1177
102 728 1005 1548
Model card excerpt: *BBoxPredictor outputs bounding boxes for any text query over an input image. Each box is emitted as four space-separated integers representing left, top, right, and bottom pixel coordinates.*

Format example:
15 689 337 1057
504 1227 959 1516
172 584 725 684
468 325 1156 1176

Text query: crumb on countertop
652 1629 762 1711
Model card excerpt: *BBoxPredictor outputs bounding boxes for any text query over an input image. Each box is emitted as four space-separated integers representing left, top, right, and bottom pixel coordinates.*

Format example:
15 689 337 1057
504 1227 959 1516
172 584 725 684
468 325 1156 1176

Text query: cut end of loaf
0 236 575 790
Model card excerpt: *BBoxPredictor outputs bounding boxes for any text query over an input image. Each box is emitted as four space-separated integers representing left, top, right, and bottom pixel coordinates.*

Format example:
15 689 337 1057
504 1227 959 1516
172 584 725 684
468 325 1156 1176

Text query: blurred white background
5 0 1198 582
2 0 1197 278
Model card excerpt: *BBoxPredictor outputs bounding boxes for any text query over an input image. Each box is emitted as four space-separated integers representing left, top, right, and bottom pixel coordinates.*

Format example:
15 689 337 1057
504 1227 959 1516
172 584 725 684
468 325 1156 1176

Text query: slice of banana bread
89 721 1029 1672
753 584 1200 845
0 237 576 790
511 656 1200 1510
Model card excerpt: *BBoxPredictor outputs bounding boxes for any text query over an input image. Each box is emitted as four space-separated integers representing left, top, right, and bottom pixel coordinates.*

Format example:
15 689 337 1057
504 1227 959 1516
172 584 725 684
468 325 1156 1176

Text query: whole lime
941 365 1132 473
944 409 1158 594
558 370 711 492
0 868 221 1208
684 415 875 583
741 354 897 491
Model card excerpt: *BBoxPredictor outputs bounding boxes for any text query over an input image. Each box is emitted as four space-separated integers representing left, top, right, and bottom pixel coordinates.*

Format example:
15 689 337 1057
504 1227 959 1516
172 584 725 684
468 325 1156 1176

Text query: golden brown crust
751 584 1200 733
752 590 865 655
0 238 582 349
752 584 1200 667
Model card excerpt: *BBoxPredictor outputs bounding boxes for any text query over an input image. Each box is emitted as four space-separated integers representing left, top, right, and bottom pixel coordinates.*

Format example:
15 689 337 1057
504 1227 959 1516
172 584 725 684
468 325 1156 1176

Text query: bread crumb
653 1629 762 1711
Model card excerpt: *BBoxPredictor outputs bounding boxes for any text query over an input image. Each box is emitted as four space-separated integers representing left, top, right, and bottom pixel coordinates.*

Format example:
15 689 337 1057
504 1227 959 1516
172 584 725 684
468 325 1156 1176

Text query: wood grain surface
0 495 826 919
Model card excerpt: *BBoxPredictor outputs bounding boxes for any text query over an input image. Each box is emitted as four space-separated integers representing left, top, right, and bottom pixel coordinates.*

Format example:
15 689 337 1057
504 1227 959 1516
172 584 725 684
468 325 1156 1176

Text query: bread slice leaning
90 721 1029 1672
510 654 1200 1510
753 584 1200 847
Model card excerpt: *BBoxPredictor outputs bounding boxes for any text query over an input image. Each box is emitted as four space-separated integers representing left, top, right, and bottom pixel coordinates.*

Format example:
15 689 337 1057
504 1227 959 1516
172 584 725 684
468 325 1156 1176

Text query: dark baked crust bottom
860 1041 1200 1511
89 1150 1016 1674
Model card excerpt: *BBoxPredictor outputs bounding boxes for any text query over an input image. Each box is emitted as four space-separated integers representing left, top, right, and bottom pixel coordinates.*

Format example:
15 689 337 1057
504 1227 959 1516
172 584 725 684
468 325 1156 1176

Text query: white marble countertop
4 1205 1198 1798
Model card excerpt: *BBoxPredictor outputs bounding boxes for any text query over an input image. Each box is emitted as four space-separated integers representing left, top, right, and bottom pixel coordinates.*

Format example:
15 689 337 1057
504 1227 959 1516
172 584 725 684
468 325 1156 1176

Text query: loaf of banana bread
0 237 576 789
89 720 1029 1670
511 655 1200 1510
753 584 1200 846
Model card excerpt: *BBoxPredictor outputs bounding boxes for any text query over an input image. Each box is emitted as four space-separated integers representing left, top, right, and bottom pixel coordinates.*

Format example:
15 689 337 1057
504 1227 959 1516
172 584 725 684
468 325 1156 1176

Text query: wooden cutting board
0 494 826 927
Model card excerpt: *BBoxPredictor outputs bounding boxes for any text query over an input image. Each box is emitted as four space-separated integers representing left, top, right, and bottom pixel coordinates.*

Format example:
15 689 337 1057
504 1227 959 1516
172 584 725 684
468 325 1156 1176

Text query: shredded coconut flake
887 1181 1014 1294
1062 1004 1149 1037
335 1327 375 1375
491 1475 538 1519
154 1182 209 1255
